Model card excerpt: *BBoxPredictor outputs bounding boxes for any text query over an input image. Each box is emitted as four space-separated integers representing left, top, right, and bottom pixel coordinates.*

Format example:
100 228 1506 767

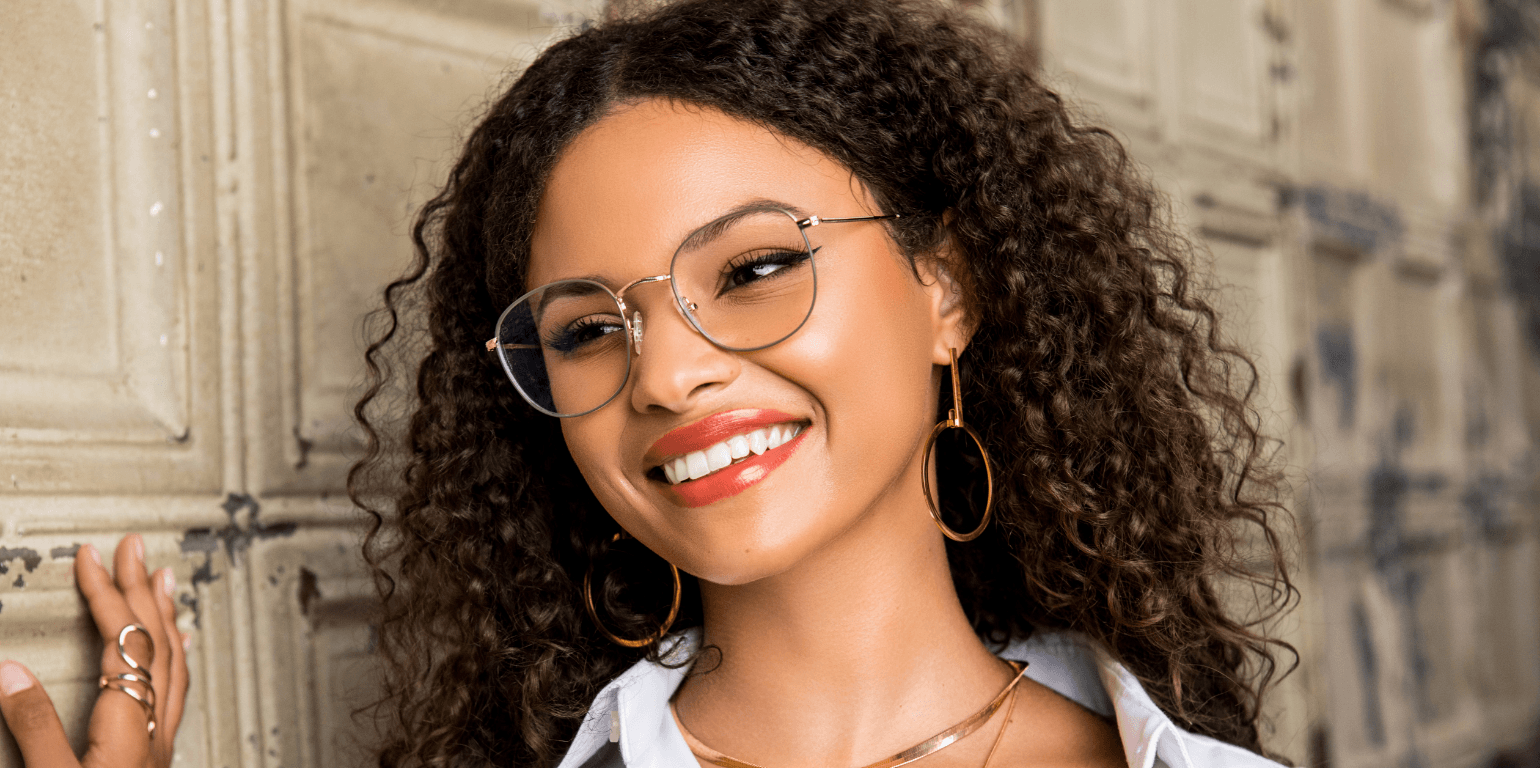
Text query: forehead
527 99 865 288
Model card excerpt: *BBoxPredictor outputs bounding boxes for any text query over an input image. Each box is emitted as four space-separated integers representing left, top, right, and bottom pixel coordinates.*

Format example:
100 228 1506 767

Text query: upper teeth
661 423 803 485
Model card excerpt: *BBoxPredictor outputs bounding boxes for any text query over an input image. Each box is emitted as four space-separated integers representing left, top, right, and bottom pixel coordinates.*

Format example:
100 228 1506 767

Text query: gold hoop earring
920 347 996 542
583 532 682 648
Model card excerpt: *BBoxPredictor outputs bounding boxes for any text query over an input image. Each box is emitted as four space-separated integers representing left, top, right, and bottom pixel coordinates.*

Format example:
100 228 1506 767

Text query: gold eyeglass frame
484 207 900 418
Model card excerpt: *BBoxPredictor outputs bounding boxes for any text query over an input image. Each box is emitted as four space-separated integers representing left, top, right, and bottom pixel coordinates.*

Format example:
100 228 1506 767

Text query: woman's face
528 99 964 585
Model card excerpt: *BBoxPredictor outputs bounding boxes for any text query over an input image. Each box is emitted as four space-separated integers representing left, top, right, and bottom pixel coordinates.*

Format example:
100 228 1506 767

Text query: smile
658 423 804 484
645 409 810 508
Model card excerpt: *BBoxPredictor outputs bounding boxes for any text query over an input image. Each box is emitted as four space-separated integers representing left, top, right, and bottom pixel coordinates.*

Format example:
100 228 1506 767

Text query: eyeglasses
485 205 899 417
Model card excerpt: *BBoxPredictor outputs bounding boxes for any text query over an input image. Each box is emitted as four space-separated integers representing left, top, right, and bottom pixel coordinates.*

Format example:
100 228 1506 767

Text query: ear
914 242 972 367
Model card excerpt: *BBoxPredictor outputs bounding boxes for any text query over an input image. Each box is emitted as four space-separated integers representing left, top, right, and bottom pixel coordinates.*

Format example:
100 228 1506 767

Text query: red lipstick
646 409 799 462
668 430 806 507
646 409 807 508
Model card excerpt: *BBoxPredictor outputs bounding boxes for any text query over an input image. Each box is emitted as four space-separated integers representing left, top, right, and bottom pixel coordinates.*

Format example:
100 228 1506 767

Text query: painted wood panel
1040 0 1152 101
1175 0 1267 142
255 0 602 495
0 0 222 494
0 2 599 768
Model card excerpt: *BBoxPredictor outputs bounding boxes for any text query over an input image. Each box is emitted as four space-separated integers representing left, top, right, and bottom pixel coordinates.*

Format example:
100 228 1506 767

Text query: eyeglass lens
494 208 816 417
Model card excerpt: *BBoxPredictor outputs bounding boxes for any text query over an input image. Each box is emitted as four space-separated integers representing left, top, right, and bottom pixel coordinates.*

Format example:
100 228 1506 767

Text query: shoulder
999 630 1292 768
988 676 1127 767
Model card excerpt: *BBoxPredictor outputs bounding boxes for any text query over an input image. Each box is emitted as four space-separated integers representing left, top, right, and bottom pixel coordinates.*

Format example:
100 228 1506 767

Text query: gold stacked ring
98 624 157 736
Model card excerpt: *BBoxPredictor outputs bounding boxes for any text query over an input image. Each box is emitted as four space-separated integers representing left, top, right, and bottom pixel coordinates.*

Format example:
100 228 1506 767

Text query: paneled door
0 2 600 766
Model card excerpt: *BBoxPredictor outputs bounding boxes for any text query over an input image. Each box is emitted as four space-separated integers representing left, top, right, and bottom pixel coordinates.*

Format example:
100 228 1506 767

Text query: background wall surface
1 1 1536 767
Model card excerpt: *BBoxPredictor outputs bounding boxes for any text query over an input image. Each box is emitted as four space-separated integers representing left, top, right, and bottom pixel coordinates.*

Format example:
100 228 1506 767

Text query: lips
658 423 804 484
646 409 809 508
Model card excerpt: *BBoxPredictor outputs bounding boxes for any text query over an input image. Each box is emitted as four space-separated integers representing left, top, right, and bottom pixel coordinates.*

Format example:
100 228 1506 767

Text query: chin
653 505 839 587
683 549 804 587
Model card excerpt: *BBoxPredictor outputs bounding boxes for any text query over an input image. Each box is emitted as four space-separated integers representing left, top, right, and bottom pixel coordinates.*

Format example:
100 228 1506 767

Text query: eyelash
720 246 815 293
546 315 624 353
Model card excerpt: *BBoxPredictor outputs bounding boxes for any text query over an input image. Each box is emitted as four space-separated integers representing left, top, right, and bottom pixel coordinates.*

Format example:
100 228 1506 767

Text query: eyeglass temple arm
797 213 902 227
486 339 539 351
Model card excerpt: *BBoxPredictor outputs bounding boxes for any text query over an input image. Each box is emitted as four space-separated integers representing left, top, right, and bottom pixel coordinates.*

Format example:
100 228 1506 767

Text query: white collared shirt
555 629 1290 768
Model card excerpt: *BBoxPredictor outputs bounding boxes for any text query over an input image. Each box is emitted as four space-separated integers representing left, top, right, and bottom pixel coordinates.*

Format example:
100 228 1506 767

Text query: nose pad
636 297 702 356
627 298 739 414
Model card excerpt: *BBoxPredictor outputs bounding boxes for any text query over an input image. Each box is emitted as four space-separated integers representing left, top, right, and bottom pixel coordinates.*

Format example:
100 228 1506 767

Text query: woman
0 1 1295 766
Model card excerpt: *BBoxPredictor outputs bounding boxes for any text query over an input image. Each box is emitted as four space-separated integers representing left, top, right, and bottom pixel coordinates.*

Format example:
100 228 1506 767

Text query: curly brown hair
348 0 1298 765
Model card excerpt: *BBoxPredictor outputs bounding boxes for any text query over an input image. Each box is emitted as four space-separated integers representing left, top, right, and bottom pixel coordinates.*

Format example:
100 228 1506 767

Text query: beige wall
2 1 1536 767
0 1 600 765
1034 0 1540 764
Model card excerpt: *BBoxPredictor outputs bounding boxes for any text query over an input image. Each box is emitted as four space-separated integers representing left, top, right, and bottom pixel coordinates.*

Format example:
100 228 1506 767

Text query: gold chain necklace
671 661 1027 768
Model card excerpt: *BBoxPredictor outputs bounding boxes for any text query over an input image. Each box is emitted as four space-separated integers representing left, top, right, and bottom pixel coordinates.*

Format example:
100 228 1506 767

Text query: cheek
559 417 634 517
792 259 940 473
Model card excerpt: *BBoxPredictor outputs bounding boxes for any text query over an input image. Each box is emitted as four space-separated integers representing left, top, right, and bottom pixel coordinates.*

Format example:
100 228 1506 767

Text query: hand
0 535 191 767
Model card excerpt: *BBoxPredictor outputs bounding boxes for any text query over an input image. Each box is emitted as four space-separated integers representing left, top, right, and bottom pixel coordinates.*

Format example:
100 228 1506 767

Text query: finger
73 544 156 759
164 632 191 744
142 569 174 727
75 544 150 673
152 569 188 739
112 536 172 688
0 662 81 768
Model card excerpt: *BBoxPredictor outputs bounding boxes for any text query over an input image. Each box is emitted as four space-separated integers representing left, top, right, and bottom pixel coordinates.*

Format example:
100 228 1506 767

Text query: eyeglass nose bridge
612 273 700 356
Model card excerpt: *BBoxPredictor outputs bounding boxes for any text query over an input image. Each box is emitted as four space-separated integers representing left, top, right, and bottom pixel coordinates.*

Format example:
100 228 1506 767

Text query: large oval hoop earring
583 532 682 649
920 348 996 542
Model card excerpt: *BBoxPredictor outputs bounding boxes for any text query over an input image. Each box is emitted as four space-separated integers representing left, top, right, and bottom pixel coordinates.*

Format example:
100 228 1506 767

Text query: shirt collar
556 628 1288 768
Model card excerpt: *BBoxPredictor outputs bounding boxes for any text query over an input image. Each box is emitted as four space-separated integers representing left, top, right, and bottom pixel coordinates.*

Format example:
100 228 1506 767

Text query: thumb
0 662 80 767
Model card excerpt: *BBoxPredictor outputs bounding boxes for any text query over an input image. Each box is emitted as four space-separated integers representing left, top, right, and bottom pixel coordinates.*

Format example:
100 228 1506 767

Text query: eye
546 315 625 354
722 247 812 292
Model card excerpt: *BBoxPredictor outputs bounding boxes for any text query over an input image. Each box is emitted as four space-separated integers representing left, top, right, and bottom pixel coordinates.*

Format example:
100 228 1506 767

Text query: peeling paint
11 574 23 588
49 544 80 559
180 530 220 555
1296 185 1403 253
298 566 321 616
191 551 220 586
1473 0 1529 203
1476 0 1540 354
0 547 43 575
1499 184 1540 355
293 426 314 470
1316 323 1357 428
179 592 202 630
179 493 300 591
1364 409 1447 726
1462 474 1514 543
1352 602 1386 746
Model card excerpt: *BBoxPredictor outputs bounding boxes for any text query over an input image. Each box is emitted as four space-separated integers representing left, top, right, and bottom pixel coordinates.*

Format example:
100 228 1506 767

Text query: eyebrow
539 198 812 289
536 279 615 304
676 199 811 255
507 279 617 335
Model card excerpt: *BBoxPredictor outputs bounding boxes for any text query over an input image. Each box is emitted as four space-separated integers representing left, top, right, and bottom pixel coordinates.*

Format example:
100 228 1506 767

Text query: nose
627 292 740 414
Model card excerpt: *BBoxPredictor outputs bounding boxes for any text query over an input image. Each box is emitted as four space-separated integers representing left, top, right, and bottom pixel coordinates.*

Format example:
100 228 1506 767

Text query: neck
674 471 1011 767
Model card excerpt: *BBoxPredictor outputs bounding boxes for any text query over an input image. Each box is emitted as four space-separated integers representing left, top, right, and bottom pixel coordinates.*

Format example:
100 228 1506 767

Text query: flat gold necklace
671 660 1027 768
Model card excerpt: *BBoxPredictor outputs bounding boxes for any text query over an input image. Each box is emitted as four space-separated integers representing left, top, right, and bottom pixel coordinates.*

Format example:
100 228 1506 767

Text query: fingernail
160 568 176 597
181 632 192 651
0 663 34 696
133 535 145 563
84 544 101 566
